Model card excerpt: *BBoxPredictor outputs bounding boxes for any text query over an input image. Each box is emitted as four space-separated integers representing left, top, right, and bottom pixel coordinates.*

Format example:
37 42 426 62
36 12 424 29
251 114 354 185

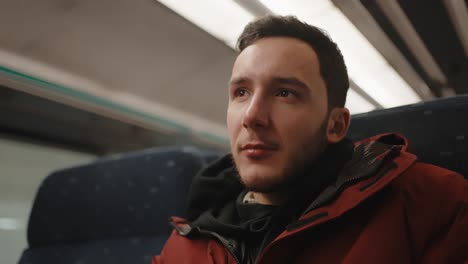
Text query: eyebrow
228 77 249 86
228 76 310 92
271 77 310 91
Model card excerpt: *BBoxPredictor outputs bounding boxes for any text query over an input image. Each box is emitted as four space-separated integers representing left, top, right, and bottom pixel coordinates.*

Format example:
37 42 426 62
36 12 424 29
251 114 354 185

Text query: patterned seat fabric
19 146 222 264
348 95 468 178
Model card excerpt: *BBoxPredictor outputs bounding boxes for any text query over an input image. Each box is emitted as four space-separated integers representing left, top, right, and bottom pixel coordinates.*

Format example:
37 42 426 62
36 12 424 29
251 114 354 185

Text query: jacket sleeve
418 172 468 264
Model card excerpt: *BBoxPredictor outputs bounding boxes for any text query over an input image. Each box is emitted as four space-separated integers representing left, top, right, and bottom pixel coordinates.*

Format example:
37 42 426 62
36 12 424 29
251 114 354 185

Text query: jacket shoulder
395 162 466 194
387 162 467 262
392 162 466 204
391 162 467 229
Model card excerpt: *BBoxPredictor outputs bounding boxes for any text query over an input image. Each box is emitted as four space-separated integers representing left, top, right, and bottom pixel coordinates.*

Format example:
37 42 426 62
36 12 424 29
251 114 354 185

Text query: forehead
231 37 322 83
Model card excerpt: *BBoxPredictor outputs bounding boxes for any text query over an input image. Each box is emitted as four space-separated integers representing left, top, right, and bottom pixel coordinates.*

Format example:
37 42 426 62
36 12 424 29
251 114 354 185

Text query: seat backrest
348 95 468 178
19 146 222 264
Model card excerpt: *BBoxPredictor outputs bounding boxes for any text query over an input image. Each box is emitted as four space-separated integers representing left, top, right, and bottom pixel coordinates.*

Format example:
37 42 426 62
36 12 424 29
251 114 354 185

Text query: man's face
227 37 330 193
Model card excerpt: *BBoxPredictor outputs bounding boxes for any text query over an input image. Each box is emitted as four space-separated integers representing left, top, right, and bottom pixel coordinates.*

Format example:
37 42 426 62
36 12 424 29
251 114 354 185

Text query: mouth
240 142 279 159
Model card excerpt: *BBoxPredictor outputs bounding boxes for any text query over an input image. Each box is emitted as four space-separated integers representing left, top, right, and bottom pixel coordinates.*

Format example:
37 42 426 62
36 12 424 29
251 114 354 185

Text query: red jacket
153 134 468 263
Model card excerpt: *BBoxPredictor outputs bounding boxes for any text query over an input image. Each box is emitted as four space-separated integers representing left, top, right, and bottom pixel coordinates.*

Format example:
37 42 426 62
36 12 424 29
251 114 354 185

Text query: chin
237 165 285 193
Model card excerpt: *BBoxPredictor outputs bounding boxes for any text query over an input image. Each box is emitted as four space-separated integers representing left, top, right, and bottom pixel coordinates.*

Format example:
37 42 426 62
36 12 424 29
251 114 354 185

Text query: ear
326 107 351 144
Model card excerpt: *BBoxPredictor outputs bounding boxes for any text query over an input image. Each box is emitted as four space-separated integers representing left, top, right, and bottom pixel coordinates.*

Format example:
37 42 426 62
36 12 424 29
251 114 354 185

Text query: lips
240 142 278 159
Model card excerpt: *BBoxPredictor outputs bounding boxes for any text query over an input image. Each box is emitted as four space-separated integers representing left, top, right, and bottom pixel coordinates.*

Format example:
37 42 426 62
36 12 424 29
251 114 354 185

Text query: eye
276 89 294 97
234 88 247 97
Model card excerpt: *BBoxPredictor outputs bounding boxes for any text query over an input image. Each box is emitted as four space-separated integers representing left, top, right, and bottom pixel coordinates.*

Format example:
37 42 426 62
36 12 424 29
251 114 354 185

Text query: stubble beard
233 120 329 194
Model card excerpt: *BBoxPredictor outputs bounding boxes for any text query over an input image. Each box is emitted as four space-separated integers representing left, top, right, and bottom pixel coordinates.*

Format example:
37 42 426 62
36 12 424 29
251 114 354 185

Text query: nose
242 94 270 129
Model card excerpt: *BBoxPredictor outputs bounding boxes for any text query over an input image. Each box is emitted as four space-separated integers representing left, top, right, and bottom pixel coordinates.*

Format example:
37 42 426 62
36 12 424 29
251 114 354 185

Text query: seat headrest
348 95 468 178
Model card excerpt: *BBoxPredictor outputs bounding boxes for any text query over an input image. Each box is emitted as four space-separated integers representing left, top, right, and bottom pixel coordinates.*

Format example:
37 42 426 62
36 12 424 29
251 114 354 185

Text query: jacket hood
185 155 242 221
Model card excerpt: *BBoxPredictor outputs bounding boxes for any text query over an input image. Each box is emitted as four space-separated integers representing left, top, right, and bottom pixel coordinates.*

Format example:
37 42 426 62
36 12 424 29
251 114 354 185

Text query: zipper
301 146 400 216
337 146 400 190
359 162 397 191
299 167 378 217
287 146 401 231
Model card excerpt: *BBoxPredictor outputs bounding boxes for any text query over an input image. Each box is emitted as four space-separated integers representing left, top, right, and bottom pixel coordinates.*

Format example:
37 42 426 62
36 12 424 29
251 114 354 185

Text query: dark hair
237 15 349 108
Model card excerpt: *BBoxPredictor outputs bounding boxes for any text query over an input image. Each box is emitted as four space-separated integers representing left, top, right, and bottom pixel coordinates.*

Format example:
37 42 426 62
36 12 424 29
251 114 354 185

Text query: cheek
275 110 325 144
226 106 242 143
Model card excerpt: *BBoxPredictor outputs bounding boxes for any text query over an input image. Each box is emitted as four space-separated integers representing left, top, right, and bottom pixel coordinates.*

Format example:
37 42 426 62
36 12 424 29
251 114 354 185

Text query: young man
153 16 467 264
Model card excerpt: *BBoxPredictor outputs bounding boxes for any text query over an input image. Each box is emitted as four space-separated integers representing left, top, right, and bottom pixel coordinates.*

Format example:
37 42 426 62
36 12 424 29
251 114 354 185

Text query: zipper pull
169 218 193 236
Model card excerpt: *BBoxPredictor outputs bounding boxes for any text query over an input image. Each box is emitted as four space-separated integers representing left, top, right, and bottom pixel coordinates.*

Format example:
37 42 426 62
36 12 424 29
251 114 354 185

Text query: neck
251 191 288 205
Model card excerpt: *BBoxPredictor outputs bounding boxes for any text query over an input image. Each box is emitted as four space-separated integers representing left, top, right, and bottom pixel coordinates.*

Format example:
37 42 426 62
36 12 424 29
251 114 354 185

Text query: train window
0 136 95 264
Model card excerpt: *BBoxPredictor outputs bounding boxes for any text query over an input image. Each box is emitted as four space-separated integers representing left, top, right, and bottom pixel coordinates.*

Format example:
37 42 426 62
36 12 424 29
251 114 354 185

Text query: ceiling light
157 0 255 48
333 0 434 100
376 0 448 86
443 0 468 57
346 88 376 114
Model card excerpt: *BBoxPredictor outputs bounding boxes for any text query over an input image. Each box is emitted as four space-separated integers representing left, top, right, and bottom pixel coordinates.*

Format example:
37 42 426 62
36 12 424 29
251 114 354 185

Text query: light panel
376 0 447 85
157 0 255 48
0 217 23 230
443 0 468 57
346 88 376 114
259 0 421 109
